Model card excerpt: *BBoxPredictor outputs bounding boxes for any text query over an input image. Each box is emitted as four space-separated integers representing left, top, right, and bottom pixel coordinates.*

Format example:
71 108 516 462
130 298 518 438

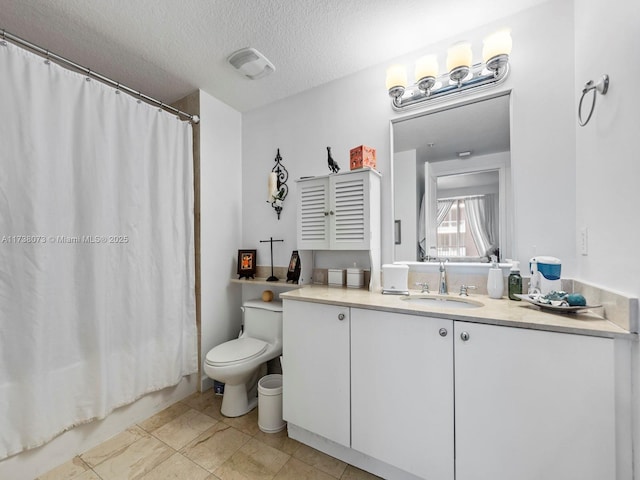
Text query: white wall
242 0 577 277
241 66 390 268
574 0 640 297
199 90 243 388
574 1 640 477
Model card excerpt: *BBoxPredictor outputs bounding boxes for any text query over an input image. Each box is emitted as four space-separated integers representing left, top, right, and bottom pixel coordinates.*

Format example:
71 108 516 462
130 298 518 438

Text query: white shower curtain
0 42 197 458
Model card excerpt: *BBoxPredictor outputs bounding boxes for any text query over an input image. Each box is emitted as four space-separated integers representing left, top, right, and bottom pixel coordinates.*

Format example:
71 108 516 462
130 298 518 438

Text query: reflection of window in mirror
436 192 498 259
438 199 474 257
434 170 500 260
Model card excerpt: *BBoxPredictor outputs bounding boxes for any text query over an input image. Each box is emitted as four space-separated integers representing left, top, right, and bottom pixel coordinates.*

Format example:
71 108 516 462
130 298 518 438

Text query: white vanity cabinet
282 299 351 447
351 308 455 480
296 169 380 251
282 297 618 480
454 321 616 480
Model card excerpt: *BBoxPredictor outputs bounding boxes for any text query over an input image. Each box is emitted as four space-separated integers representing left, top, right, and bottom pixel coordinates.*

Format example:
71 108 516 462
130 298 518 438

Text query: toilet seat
205 337 267 367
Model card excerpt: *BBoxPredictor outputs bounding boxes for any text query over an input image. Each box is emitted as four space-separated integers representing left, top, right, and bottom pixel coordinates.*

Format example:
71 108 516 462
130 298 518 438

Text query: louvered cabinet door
297 178 330 249
330 172 370 250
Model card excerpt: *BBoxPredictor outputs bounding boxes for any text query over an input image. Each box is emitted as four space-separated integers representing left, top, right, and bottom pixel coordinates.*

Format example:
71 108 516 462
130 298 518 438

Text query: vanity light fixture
386 29 512 111
457 150 473 158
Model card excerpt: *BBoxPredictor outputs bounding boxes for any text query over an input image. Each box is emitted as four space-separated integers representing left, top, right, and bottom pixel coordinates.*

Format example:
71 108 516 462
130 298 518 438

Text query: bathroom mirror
392 92 511 263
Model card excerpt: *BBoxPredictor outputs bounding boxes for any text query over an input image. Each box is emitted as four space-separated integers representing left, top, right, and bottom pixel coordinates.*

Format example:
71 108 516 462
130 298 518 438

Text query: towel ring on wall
578 74 609 126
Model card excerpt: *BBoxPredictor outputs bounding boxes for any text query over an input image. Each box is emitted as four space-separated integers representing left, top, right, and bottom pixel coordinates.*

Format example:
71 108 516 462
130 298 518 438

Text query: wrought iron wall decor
268 148 289 219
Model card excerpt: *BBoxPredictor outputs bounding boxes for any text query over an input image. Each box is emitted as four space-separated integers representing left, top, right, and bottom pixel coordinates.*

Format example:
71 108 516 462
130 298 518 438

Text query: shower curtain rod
1 29 200 124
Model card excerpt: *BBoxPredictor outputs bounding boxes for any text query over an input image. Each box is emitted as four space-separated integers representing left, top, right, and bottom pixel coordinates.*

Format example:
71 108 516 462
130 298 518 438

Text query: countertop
280 286 635 339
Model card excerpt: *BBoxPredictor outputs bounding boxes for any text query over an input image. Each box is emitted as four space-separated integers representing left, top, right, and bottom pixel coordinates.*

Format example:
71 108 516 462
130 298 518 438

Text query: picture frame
237 249 257 279
286 250 301 283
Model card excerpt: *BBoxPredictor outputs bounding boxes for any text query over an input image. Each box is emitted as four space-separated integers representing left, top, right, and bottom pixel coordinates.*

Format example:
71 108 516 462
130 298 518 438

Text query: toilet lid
205 337 267 366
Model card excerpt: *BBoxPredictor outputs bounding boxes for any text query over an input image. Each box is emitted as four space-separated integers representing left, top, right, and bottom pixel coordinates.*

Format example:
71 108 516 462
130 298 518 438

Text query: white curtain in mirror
419 196 456 258
465 194 498 257
0 42 197 459
437 200 455 225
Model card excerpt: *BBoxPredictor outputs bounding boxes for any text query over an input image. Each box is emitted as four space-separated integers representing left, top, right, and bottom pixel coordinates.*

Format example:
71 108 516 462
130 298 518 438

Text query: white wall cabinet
282 299 351 447
297 169 380 251
351 308 454 480
283 300 618 480
454 321 616 480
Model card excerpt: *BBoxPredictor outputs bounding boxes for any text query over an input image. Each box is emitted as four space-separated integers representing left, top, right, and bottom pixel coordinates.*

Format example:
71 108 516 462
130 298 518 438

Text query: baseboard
287 423 423 480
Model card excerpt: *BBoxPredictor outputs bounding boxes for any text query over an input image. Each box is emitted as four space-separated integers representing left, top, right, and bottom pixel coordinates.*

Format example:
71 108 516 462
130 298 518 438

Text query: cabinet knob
460 331 470 341
324 211 329 216
329 210 335 215
338 313 345 321
439 328 448 337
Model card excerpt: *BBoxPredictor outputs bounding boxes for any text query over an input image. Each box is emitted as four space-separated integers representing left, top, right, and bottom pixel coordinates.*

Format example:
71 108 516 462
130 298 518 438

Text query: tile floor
37 389 381 480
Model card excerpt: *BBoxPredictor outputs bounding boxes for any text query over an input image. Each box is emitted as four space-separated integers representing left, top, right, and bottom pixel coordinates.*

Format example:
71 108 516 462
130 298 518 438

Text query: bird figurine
327 146 340 173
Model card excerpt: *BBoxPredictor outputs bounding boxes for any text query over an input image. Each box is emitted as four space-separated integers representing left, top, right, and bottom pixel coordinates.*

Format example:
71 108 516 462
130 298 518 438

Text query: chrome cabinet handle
460 331 470 341
439 328 448 337
338 313 345 321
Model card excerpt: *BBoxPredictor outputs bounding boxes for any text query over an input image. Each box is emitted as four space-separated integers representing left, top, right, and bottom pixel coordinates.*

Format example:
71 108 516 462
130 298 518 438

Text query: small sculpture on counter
327 146 340 173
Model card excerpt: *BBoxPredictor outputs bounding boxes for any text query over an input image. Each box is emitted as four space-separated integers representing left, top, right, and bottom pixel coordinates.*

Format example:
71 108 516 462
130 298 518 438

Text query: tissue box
382 264 409 294
350 145 376 170
346 268 364 288
328 269 346 286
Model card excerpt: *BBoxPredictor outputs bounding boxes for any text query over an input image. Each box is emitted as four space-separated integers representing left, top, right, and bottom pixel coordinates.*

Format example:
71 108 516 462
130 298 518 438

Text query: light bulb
385 65 407 90
414 55 438 82
446 42 472 72
483 29 512 63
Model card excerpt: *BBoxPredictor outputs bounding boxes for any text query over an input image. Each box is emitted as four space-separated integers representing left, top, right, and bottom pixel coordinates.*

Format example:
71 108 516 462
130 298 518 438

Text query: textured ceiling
1 0 546 112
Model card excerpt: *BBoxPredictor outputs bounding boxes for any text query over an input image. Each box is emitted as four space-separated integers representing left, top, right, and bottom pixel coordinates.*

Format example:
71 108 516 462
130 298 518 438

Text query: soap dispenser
508 261 522 301
487 256 504 299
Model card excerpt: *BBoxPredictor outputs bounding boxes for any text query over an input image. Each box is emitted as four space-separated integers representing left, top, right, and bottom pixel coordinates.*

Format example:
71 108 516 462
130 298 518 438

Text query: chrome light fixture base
449 66 470 85
388 85 406 101
486 53 509 73
416 76 436 95
390 60 510 111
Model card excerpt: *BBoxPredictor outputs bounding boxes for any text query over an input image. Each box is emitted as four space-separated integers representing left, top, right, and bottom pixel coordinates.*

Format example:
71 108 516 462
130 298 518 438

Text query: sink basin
401 295 483 309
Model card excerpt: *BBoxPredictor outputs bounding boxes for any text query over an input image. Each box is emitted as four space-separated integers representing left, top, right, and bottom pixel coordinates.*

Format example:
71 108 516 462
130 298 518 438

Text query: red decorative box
350 145 376 170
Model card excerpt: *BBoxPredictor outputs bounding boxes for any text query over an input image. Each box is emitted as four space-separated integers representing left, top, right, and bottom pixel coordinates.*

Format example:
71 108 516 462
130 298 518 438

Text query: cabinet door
297 178 330 249
454 322 615 480
282 300 350 447
330 172 370 250
351 309 454 479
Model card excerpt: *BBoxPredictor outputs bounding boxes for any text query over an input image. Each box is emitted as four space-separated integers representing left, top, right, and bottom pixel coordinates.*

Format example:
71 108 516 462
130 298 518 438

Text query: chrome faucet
459 285 477 296
439 259 449 294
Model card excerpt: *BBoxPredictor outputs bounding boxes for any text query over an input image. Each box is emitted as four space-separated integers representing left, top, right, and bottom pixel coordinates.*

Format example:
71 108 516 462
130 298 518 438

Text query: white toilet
204 299 283 417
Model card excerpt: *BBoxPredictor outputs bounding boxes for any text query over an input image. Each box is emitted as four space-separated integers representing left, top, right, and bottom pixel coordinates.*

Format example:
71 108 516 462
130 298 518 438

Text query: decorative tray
514 294 602 314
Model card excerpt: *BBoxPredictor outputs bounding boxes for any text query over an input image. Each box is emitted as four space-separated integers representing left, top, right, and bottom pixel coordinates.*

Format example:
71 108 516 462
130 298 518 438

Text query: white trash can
258 374 285 433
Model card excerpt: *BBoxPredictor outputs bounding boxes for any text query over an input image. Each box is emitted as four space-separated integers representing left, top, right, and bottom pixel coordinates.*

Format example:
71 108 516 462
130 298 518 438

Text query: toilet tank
242 299 283 343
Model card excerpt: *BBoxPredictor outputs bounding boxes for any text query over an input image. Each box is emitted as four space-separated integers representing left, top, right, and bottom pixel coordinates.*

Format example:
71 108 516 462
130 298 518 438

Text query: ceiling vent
227 47 275 80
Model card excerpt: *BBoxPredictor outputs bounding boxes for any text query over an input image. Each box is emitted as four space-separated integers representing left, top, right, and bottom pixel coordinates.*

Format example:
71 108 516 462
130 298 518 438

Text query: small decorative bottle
508 261 523 301
487 256 504 299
